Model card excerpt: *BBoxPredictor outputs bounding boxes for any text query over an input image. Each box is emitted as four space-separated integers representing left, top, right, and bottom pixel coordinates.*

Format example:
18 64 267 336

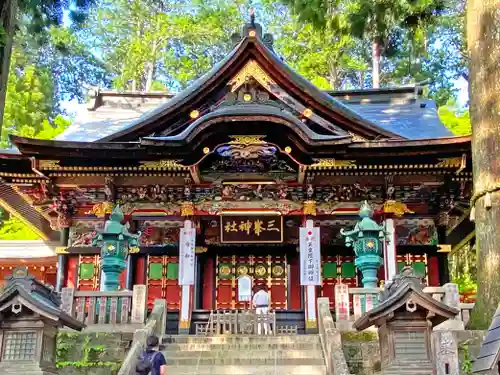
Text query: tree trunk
0 0 17 140
371 40 381 88
328 62 338 91
467 0 500 329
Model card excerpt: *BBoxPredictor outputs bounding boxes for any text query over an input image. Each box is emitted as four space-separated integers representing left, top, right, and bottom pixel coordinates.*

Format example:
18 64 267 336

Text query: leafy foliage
280 0 467 104
0 209 40 240
79 0 246 91
1 45 70 147
438 104 471 135
273 18 368 90
18 0 97 38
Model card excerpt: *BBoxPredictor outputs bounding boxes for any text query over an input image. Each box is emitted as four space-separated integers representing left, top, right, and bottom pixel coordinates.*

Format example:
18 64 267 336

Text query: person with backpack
136 335 167 375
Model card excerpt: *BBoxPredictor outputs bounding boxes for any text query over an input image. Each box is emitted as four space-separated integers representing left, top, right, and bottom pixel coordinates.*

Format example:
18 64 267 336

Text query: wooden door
321 255 358 309
77 255 100 291
216 254 288 310
77 255 126 291
147 255 181 311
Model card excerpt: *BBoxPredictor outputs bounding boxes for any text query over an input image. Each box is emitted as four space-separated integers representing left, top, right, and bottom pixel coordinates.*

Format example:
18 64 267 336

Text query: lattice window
2 331 37 361
394 331 428 360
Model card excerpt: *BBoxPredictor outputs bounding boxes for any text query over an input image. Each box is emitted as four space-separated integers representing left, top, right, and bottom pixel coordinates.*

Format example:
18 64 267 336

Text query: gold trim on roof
309 159 356 169
303 200 317 216
383 200 414 217
39 160 61 170
228 135 266 145
349 132 367 142
437 244 452 253
435 157 462 168
55 247 69 254
87 202 114 217
139 160 186 170
195 246 208 254
181 202 195 217
229 60 276 91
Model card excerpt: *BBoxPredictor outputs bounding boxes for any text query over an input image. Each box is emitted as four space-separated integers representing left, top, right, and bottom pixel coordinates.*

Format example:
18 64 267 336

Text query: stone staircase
161 335 327 375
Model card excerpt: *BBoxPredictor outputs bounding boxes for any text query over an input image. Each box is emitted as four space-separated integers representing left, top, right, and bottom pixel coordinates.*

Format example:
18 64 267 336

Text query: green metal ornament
340 201 387 288
92 205 141 291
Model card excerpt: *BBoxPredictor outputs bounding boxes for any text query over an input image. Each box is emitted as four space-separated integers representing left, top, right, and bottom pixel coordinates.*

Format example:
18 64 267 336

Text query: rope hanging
469 183 500 221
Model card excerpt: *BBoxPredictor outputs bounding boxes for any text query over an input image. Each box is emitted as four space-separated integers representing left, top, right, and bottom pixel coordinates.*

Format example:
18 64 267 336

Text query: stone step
163 349 324 359
383 365 433 375
165 365 327 375
166 357 326 366
162 335 319 345
163 342 323 351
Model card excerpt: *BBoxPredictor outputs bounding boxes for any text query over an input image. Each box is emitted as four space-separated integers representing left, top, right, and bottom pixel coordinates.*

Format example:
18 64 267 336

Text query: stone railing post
317 297 353 375
422 286 446 303
459 303 475 327
334 284 351 331
349 287 380 321
118 299 167 375
60 287 75 316
432 331 460 375
131 284 147 324
435 283 464 330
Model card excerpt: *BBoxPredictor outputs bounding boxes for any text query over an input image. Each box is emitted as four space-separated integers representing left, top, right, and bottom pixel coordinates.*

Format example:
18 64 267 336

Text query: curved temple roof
46 20 453 145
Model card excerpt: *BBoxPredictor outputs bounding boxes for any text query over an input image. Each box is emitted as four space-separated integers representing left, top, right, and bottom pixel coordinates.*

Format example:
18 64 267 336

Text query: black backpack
136 351 160 375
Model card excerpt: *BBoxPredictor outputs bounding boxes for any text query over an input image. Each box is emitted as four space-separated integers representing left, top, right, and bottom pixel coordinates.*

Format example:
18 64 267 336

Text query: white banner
237 275 252 302
300 227 321 285
179 226 196 285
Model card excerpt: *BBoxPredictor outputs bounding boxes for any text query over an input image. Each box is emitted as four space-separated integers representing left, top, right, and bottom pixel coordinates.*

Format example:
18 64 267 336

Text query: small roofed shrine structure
0 266 84 374
353 267 458 374
0 17 473 331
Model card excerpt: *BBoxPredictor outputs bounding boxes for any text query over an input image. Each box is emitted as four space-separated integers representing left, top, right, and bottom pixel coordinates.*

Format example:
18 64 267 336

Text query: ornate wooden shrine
0 18 472 330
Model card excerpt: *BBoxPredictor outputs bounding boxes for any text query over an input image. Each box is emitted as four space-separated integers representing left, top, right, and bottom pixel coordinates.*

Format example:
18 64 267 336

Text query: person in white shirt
252 285 271 335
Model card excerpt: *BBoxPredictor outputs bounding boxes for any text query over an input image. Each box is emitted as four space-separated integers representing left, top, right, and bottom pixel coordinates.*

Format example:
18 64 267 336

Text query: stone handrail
117 299 167 375
60 285 147 326
317 297 353 375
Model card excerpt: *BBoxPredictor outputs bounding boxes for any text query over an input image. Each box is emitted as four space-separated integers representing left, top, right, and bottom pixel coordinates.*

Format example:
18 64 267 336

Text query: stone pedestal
131 284 147 324
433 331 459 375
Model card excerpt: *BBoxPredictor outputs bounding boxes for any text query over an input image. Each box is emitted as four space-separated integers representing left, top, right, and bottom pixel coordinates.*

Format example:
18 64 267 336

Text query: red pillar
202 256 214 310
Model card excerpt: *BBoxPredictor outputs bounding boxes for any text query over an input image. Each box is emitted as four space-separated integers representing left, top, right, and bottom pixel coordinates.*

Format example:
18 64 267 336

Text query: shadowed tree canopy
0 0 98 134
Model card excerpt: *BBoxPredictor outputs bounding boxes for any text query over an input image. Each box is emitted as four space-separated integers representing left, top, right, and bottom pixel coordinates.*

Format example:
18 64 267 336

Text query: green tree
274 20 368 90
0 215 40 240
1 47 70 146
438 104 471 136
80 0 246 91
281 0 448 88
0 0 97 136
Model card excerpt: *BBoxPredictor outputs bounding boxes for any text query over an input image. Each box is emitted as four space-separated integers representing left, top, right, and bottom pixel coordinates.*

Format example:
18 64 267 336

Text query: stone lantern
0 266 85 375
92 205 141 291
340 200 386 288
353 267 458 375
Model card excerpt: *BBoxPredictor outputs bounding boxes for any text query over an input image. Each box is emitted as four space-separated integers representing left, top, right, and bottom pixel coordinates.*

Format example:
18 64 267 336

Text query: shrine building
0 19 473 331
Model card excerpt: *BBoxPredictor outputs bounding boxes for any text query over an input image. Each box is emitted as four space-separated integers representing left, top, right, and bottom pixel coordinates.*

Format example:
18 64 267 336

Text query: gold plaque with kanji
220 215 283 243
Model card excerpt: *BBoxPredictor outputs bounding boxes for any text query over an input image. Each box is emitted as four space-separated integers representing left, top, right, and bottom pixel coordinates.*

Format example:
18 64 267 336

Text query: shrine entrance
146 255 181 310
215 254 288 310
